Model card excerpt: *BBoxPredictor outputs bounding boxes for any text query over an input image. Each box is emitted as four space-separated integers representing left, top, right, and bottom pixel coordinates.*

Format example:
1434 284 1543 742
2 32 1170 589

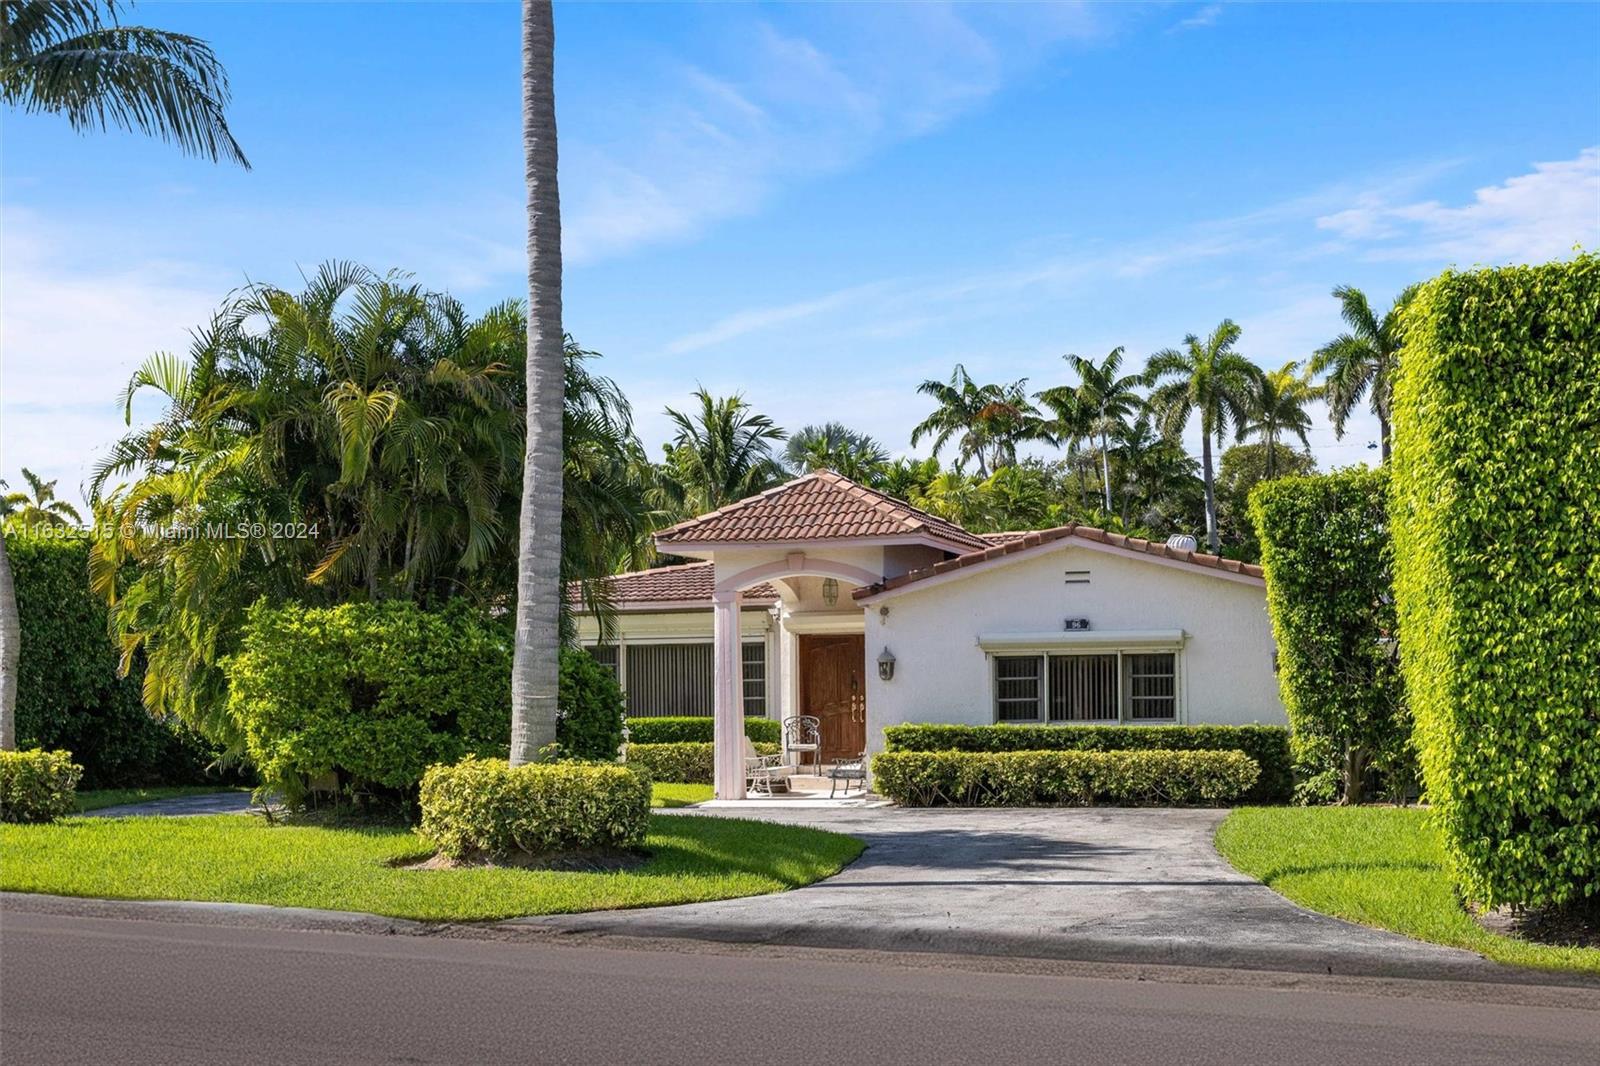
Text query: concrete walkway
84 791 259 818
514 806 1509 982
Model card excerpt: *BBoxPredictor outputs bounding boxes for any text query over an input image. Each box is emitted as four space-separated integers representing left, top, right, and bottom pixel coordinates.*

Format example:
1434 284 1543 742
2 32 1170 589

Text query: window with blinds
741 642 767 717
1125 652 1177 720
586 644 619 680
616 641 767 718
995 656 1043 721
1048 654 1119 722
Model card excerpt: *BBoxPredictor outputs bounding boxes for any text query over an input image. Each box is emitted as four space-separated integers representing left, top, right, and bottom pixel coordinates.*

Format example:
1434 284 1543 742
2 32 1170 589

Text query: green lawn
75 786 248 812
1215 807 1600 975
0 812 862 922
652 783 712 808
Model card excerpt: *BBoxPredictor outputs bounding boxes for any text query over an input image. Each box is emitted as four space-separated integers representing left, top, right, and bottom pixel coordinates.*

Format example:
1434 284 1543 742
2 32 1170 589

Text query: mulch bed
1474 900 1600 950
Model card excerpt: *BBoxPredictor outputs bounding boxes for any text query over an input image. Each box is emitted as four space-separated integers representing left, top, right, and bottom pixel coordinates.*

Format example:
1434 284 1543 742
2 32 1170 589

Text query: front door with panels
799 634 867 764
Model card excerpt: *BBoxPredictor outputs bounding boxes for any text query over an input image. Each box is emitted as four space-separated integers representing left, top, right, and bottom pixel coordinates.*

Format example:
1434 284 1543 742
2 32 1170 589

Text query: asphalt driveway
515 806 1508 982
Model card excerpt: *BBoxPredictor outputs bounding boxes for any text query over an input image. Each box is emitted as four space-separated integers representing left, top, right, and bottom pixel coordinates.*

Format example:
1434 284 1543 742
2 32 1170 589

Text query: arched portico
710 554 879 799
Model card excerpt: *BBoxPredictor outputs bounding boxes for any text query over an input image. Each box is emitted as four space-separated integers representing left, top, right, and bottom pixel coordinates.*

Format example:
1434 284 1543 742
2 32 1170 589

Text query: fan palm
660 389 787 515
1 0 248 166
1240 361 1317 478
784 422 889 484
1146 320 1261 553
1310 284 1417 462
2 469 83 528
1039 347 1145 513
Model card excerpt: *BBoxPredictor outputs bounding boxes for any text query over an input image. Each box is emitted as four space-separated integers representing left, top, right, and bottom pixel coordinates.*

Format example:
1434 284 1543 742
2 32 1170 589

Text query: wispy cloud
1316 146 1600 264
561 5 1110 264
1171 4 1224 33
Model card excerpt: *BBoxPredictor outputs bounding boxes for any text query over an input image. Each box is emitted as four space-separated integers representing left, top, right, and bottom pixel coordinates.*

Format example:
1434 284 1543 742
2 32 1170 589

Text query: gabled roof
856 524 1264 599
654 469 990 551
568 562 776 608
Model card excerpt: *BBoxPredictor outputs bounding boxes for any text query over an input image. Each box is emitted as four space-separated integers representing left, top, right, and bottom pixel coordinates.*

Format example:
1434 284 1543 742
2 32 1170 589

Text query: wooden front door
800 634 867 763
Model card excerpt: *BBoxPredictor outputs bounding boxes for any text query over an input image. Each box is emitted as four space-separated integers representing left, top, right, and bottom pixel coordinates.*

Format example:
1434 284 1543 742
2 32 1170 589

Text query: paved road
523 806 1501 980
84 791 259 818
3 910 1597 1066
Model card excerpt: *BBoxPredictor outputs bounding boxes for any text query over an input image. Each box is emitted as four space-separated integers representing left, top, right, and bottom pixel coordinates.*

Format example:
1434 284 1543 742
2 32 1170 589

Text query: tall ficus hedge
1249 469 1411 804
1390 253 1599 909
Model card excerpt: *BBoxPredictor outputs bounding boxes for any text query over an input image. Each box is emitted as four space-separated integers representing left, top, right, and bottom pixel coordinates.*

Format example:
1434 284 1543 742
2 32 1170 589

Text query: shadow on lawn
1259 858 1442 885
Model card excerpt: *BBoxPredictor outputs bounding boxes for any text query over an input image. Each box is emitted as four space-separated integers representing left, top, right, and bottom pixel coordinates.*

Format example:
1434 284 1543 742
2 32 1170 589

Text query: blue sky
4 1 1598 502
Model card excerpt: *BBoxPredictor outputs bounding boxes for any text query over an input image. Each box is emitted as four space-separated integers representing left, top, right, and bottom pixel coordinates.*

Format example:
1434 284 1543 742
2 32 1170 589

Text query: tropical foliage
1311 284 1416 462
658 389 786 517
1 470 82 529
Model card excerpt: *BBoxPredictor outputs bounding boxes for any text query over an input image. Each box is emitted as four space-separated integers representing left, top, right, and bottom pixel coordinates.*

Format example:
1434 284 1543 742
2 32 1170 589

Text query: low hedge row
881 724 1291 802
871 750 1260 808
418 756 652 860
0 750 83 824
626 717 780 745
625 741 780 784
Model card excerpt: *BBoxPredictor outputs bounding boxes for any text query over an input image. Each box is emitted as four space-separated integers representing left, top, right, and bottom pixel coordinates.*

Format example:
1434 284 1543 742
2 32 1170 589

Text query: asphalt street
3 909 1597 1066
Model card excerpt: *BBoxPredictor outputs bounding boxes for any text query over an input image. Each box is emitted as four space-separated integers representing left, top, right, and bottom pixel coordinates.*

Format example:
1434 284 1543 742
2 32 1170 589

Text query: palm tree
509 0 563 766
1239 361 1317 479
1039 347 1144 513
1 0 248 753
1107 415 1201 530
1310 284 1417 463
2 469 83 528
1146 320 1260 553
660 389 787 515
1 1 248 167
784 423 889 484
912 366 1044 475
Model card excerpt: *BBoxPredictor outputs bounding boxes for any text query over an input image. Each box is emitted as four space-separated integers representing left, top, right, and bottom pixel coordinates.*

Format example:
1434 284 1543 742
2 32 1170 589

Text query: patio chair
782 715 823 774
744 736 797 796
828 754 867 798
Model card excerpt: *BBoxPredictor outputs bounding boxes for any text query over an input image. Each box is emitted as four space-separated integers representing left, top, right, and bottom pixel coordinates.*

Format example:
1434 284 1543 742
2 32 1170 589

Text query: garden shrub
418 755 651 859
556 647 625 761
1250 469 1413 804
4 532 222 788
871 749 1259 807
0 749 83 823
1390 253 1600 909
625 741 780 784
625 717 780 745
225 599 511 805
881 724 1290 802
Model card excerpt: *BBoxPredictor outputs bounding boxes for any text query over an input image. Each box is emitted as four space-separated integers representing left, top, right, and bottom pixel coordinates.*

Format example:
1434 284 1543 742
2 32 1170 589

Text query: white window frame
989 646 1183 726
582 637 769 719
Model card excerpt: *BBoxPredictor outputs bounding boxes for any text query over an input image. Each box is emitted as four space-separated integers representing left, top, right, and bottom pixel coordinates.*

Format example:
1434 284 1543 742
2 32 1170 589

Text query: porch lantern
821 577 839 606
877 646 896 682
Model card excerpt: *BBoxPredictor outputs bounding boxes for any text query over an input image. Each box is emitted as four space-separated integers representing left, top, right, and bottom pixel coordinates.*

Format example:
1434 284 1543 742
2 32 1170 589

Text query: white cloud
1172 5 1224 33
1316 146 1600 264
561 5 1108 264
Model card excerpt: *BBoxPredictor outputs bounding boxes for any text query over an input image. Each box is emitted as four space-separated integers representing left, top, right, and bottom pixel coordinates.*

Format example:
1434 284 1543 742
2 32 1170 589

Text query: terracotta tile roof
654 470 990 551
568 562 776 607
856 524 1264 598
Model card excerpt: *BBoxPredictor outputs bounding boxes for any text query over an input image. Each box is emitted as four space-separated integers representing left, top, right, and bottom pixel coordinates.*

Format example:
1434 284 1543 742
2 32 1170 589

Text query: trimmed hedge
225 599 512 804
0 749 83 823
625 741 780 784
871 750 1259 807
881 724 1291 802
1390 254 1600 909
626 717 780 745
4 532 221 788
1251 469 1412 804
418 756 651 859
557 647 625 760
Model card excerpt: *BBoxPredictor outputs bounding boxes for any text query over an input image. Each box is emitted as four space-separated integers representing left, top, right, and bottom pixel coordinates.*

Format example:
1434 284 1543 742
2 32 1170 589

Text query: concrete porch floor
699 772 887 808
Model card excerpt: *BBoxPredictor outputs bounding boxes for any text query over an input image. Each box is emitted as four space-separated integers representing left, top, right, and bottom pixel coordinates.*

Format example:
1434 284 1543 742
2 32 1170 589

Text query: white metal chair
743 735 796 796
782 715 823 774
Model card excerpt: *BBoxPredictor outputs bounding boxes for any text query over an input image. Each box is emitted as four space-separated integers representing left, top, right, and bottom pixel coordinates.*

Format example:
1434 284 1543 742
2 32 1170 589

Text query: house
574 470 1285 799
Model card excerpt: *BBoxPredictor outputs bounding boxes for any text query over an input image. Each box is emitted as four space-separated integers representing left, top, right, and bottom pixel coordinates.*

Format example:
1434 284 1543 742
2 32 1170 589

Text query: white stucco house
574 470 1285 799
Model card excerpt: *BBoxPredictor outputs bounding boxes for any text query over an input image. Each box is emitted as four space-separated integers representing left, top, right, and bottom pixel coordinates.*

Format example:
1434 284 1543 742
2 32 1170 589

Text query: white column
712 590 746 799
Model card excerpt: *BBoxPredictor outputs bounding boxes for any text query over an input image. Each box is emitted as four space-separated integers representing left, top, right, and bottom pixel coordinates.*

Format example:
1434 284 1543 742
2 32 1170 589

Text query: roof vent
1166 534 1198 552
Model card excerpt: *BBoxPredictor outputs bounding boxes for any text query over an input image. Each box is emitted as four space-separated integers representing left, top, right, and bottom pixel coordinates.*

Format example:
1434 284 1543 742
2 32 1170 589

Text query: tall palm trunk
509 0 564 766
1200 431 1218 554
1099 425 1112 513
0 534 18 750
1378 415 1392 464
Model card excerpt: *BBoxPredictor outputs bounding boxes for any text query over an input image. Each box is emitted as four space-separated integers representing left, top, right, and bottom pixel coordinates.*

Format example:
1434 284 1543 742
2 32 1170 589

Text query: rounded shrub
870 749 1260 807
0 749 84 823
418 756 651 860
556 648 625 761
225 599 511 805
624 741 780 784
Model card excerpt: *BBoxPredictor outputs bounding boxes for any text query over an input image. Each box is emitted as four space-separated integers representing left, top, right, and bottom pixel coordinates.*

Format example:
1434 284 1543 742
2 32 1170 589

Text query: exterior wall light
877 646 896 682
821 577 839 606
